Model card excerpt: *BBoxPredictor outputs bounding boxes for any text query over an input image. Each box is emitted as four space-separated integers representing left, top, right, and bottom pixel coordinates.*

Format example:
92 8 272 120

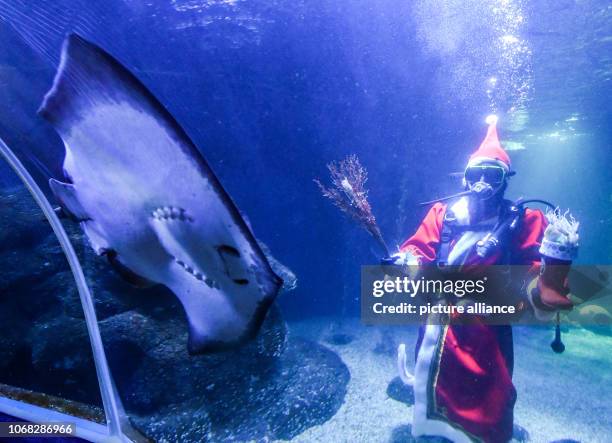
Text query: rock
102 304 288 414
325 332 354 346
512 423 531 442
389 424 453 443
28 310 347 442
130 404 212 443
116 331 348 441
389 424 416 442
199 337 349 441
387 376 414 406
258 241 298 293
0 186 154 323
30 317 100 405
0 185 346 441
373 329 400 356
0 189 52 252
323 321 355 346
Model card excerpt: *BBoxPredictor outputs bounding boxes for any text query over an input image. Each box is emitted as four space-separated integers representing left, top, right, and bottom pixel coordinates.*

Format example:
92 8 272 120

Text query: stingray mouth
173 256 220 289
173 255 250 288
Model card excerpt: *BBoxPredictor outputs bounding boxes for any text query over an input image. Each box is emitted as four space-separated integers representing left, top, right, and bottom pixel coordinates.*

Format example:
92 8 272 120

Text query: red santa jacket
398 202 547 267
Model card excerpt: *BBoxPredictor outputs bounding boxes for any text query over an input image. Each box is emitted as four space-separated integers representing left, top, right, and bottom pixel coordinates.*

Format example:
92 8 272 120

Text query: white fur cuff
539 208 579 261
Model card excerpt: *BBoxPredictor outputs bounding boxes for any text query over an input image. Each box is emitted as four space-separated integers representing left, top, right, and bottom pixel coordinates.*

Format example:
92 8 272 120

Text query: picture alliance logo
371 276 488 298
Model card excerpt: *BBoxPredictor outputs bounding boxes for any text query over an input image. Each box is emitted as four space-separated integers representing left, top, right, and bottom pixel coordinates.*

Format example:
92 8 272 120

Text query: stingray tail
397 343 415 386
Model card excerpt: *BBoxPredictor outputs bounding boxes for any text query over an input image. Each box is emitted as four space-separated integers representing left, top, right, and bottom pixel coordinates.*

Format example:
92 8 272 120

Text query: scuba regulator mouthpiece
469 181 495 199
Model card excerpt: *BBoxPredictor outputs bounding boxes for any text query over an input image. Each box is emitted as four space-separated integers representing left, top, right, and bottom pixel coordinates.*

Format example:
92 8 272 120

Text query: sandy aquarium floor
281 317 612 443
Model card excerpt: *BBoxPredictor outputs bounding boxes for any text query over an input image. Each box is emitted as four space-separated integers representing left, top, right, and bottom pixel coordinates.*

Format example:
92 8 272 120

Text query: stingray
38 33 282 354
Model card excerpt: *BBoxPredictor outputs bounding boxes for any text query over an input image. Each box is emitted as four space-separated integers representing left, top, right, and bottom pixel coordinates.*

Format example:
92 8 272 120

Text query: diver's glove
381 251 419 267
527 209 579 320
380 256 398 266
381 251 420 281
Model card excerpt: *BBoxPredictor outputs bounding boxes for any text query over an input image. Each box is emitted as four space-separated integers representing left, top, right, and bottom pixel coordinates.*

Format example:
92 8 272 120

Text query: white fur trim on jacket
397 344 414 386
411 325 473 443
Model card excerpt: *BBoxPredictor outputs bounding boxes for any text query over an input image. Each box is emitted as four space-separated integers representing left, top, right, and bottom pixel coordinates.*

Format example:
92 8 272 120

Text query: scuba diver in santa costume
387 115 580 443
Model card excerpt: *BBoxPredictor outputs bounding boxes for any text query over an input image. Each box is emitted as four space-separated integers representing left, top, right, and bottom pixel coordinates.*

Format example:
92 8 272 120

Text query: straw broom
315 155 390 257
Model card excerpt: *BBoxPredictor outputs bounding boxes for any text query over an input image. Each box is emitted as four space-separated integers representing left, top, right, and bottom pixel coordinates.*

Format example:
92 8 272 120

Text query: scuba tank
475 203 520 259
476 198 556 259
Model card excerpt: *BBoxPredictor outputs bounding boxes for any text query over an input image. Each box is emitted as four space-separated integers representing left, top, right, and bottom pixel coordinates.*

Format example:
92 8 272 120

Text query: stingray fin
151 214 281 353
38 34 149 132
105 250 156 288
164 265 274 354
49 178 90 222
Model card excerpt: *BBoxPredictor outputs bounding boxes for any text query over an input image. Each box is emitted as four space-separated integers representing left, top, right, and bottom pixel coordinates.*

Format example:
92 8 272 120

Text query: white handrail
0 136 128 442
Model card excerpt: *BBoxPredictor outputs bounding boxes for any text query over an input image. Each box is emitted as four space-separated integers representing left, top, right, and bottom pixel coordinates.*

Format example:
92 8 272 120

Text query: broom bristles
315 155 389 255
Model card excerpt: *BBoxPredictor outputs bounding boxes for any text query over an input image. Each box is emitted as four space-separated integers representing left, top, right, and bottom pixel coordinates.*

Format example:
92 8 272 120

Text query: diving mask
464 164 507 199
464 164 506 185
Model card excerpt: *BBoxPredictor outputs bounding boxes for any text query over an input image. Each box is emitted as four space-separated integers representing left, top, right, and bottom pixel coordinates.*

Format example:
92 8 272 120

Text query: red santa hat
466 115 511 172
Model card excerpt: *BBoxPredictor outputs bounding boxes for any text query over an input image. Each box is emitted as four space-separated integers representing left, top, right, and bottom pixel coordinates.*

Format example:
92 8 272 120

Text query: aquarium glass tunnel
0 1 611 442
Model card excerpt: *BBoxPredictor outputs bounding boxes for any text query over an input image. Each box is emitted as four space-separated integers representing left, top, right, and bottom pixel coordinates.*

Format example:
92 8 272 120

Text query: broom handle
370 227 391 257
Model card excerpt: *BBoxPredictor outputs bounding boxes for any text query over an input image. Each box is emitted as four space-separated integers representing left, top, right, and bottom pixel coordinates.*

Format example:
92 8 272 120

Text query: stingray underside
39 33 282 353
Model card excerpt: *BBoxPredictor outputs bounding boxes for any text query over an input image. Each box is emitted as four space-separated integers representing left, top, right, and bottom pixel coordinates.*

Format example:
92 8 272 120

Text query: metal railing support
0 136 128 442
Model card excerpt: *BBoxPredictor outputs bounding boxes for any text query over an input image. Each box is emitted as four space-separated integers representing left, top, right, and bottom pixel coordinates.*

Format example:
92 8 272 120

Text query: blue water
0 1 610 441
2 0 610 318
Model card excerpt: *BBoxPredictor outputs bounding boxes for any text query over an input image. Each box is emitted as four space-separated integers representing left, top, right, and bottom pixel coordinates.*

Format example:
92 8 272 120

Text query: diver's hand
529 208 580 318
381 252 419 267
527 258 574 321
381 252 420 280
536 258 574 310
381 255 399 266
